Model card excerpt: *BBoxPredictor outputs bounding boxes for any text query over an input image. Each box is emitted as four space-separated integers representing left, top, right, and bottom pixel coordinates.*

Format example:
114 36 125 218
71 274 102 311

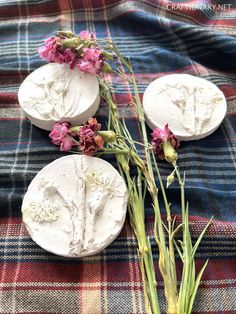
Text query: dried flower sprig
77 118 104 155
43 31 212 314
49 118 116 155
38 30 112 74
49 122 75 151
99 42 212 314
151 124 180 164
99 78 160 314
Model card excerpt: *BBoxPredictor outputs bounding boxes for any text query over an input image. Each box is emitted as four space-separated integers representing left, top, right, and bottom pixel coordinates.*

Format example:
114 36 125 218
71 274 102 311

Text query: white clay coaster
22 155 128 257
143 74 227 140
18 63 100 130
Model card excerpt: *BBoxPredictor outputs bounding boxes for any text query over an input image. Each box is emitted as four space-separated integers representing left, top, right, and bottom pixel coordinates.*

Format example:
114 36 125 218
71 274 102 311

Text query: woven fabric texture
0 1 236 313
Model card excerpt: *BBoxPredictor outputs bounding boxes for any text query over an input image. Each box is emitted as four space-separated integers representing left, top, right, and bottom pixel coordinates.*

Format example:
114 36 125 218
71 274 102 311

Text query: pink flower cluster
49 118 104 155
151 124 179 160
78 118 104 155
49 122 75 152
78 47 104 75
79 30 94 40
38 31 104 74
38 37 65 64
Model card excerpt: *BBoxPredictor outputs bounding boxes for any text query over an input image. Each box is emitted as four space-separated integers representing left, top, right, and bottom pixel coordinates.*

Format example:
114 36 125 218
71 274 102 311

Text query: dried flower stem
109 44 178 313
46 32 212 314
99 77 160 314
101 41 212 314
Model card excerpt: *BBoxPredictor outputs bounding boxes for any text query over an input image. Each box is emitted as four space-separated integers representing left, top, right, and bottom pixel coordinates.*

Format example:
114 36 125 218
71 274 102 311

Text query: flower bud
163 141 178 164
98 130 116 143
57 31 75 38
102 50 114 60
69 126 81 134
167 171 175 188
102 62 113 73
62 38 81 48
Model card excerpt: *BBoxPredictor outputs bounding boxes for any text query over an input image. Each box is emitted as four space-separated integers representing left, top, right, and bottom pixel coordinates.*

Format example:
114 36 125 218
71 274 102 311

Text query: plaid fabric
0 0 236 313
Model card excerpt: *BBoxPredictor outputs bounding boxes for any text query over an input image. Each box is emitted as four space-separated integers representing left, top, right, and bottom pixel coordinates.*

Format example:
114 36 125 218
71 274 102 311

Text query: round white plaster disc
143 74 227 140
18 63 100 130
22 155 128 257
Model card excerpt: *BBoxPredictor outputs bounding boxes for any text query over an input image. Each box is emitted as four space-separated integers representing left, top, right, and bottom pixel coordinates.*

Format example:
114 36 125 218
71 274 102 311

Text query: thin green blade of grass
191 217 213 258
187 260 209 314
173 239 183 262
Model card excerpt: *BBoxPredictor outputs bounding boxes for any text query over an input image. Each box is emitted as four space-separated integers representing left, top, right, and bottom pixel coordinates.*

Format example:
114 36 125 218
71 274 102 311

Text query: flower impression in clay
18 63 100 130
21 155 128 257
143 74 227 141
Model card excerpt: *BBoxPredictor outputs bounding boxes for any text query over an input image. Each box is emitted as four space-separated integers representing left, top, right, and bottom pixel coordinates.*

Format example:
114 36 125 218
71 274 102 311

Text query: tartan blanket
0 0 236 313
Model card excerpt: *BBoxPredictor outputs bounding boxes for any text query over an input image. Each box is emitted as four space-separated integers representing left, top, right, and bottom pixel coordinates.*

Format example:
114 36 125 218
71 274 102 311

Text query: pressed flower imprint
22 155 127 257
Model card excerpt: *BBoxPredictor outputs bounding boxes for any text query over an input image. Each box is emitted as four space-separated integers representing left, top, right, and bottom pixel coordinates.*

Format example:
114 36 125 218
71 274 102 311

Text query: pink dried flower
78 119 104 156
82 47 101 62
59 135 74 151
78 47 103 74
151 124 179 163
87 117 101 132
63 48 77 69
38 31 109 74
79 30 95 39
94 135 105 148
78 61 96 74
38 36 65 63
49 122 74 152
